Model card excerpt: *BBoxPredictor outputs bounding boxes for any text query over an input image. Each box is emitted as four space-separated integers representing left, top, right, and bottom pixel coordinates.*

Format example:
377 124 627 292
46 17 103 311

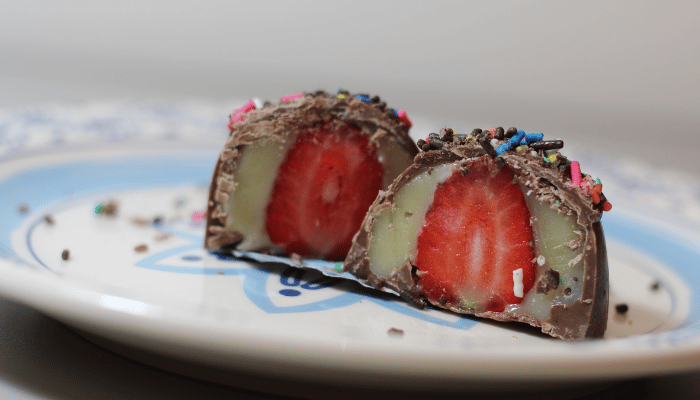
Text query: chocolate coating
344 130 609 341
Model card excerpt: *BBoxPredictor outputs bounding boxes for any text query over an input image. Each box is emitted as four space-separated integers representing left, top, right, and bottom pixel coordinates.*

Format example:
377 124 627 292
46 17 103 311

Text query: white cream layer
224 140 292 251
368 163 456 278
508 190 585 320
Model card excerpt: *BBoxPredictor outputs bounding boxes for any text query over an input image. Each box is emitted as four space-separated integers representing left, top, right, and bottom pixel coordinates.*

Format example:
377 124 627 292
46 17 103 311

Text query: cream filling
507 187 585 320
224 140 292 251
368 163 456 278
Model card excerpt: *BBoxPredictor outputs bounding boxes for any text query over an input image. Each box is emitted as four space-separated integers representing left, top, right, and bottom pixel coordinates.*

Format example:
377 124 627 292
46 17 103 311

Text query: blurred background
1 1 700 399
1 0 698 169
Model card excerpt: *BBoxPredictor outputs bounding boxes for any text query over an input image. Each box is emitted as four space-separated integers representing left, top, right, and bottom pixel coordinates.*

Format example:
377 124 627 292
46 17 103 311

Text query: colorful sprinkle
395 109 412 127
509 130 526 146
233 101 256 115
191 211 206 224
281 92 304 102
520 133 544 145
356 95 371 103
590 184 603 204
495 142 513 156
570 161 582 186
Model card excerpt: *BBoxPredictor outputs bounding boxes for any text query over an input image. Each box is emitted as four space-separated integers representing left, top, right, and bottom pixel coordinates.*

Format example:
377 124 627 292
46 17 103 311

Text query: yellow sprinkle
516 145 527 152
337 94 346 99
548 154 557 162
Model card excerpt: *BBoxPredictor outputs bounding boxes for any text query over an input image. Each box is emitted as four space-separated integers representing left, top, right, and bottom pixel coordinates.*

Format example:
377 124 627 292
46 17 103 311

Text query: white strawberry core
513 268 524 298
321 176 341 203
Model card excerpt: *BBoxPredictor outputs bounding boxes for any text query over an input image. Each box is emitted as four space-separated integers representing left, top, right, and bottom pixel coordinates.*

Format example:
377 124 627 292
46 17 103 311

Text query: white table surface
1 2 699 398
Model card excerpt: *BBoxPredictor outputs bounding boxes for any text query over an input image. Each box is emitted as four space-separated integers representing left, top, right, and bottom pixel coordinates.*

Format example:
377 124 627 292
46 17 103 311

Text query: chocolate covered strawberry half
205 89 418 261
344 127 610 341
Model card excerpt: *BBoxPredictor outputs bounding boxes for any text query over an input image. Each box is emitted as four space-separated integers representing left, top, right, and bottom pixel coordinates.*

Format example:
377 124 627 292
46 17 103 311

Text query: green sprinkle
595 177 602 185
95 204 103 214
543 157 551 163
334 263 343 272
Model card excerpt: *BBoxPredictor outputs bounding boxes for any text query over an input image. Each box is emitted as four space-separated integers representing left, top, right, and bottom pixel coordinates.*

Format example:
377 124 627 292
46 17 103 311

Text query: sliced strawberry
415 157 535 312
265 121 383 260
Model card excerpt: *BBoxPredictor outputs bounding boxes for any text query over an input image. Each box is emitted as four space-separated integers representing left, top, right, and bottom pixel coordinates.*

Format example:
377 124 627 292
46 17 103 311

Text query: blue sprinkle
521 133 543 145
394 109 399 118
495 143 512 155
356 95 371 103
509 130 526 146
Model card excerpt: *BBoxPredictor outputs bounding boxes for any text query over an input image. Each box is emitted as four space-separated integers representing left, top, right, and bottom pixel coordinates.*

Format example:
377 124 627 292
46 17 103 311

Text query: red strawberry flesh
415 158 536 312
265 121 384 260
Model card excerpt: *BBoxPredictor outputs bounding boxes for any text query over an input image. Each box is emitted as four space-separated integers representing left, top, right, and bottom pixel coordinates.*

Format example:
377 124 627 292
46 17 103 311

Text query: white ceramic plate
2 106 700 390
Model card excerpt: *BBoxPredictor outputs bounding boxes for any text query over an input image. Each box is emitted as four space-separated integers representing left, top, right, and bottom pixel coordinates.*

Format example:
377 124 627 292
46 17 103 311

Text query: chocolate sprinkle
615 303 629 314
387 327 405 336
102 201 118 216
439 127 454 142
530 140 564 150
44 215 54 225
505 127 518 138
134 244 148 253
479 135 498 158
650 280 661 291
494 127 505 140
428 137 444 149
61 249 70 260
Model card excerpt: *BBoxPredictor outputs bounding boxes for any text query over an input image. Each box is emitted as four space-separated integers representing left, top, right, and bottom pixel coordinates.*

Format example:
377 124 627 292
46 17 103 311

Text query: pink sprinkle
396 109 412 127
233 101 256 115
229 114 243 124
570 161 582 186
281 93 303 102
191 211 206 223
